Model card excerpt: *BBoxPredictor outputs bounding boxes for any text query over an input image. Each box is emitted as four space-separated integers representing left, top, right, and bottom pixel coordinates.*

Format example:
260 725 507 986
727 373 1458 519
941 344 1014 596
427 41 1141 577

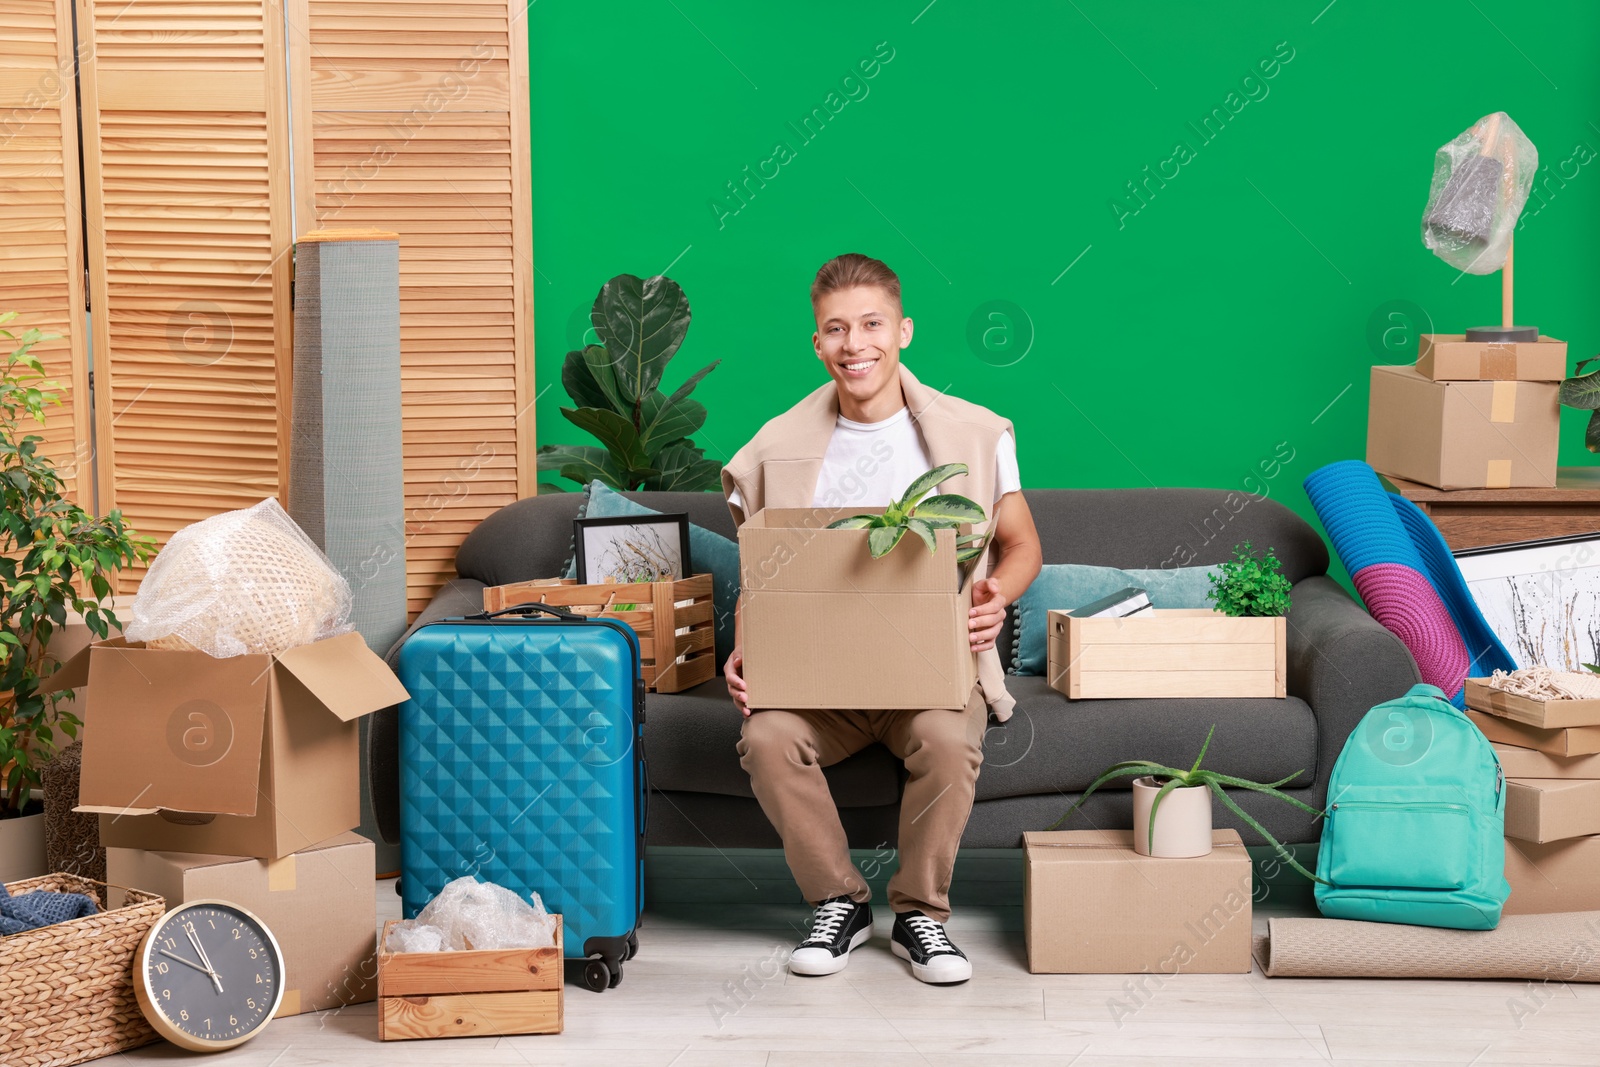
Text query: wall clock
134 899 287 1052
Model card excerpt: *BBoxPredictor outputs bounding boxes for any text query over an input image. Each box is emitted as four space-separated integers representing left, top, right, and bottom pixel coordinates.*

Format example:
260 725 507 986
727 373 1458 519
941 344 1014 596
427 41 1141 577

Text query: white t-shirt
728 405 1020 513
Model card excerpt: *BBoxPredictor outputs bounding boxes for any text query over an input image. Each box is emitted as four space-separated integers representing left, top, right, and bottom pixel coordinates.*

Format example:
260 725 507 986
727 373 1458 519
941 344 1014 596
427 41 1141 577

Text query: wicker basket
0 873 165 1067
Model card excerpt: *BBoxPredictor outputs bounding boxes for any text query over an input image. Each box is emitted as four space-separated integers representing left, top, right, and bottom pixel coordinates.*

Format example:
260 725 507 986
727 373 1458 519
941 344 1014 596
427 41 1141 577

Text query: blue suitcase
394 602 646 991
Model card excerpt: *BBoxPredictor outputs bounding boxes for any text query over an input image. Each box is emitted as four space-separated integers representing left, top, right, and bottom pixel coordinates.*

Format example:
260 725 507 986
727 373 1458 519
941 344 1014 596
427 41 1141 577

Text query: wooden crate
482 574 717 693
377 917 563 1041
1048 608 1286 699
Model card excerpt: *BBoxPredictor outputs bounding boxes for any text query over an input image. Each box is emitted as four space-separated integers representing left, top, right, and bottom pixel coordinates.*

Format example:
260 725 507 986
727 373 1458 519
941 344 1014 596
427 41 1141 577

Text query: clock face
140 901 284 1050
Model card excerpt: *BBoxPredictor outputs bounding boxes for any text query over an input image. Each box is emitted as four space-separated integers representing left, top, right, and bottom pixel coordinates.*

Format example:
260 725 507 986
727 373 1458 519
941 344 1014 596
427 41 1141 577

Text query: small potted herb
826 462 988 561
1207 541 1291 617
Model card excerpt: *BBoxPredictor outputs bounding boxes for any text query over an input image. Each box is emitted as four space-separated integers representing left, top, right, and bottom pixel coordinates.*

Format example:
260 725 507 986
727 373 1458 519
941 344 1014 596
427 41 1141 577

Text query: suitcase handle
473 601 583 621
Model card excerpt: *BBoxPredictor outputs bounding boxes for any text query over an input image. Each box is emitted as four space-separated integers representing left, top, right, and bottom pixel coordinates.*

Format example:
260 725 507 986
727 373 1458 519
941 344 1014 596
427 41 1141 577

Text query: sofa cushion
1009 562 1220 676
975 675 1319 802
643 680 903 807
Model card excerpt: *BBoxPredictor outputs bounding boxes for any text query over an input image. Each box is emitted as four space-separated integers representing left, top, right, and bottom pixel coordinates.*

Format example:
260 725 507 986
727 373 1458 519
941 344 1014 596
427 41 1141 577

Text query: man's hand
725 646 751 717
968 577 1008 652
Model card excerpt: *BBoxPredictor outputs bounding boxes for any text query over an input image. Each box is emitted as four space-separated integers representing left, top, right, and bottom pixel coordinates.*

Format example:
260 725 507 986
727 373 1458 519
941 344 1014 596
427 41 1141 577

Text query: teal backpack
1315 682 1509 930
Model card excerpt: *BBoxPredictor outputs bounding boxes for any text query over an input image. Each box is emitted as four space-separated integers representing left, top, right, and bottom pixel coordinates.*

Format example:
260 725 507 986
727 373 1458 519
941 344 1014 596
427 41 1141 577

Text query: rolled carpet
1255 911 1600 981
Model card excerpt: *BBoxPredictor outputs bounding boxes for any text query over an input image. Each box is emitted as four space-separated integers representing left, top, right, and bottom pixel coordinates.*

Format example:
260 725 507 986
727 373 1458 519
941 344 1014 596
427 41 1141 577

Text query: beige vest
722 364 1017 721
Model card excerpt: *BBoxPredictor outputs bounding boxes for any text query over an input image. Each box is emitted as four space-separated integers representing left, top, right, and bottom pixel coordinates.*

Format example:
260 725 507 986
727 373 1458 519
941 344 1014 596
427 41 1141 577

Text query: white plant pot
1131 777 1213 858
0 806 48 882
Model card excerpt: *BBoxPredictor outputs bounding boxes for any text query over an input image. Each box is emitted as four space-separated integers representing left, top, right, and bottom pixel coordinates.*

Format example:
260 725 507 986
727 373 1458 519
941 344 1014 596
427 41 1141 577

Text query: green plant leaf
899 463 968 511
560 406 651 471
561 348 616 411
1562 365 1600 410
868 524 906 558
663 359 720 407
641 441 720 491
905 516 938 553
1205 780 1326 883
578 344 629 413
1147 775 1191 853
1189 724 1216 776
1588 410 1600 455
911 494 986 526
637 391 708 456
537 444 630 489
827 515 876 530
593 273 691 404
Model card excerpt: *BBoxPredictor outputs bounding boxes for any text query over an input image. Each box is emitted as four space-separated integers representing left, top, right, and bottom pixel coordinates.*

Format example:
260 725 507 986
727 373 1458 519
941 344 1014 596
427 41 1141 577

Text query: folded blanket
0 879 98 936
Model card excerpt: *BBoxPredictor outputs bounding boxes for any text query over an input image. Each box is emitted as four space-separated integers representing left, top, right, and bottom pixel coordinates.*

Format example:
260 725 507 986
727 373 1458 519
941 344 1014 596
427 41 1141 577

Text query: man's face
813 285 913 409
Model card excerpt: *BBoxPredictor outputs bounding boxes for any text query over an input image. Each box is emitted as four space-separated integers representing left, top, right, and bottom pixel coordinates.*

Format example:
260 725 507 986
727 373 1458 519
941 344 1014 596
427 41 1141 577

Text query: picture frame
573 512 693 586
1454 531 1600 671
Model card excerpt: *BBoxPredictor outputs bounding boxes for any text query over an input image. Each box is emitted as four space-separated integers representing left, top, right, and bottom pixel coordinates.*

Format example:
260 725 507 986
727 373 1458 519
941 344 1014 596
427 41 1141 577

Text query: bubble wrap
125 497 352 658
1422 111 1538 275
385 877 557 953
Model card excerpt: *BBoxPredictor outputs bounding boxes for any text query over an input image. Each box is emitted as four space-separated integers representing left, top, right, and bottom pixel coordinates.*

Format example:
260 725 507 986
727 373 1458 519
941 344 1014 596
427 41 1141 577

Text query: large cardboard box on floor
738 507 977 710
1366 363 1559 489
1024 828 1252 974
1505 834 1600 914
1415 334 1567 382
108 833 377 1016
45 632 410 859
1504 778 1600 843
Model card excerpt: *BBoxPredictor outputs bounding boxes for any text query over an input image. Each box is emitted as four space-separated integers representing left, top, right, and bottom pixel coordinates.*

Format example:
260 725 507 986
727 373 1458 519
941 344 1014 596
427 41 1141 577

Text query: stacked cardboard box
44 633 410 1016
1464 679 1600 914
1366 333 1566 489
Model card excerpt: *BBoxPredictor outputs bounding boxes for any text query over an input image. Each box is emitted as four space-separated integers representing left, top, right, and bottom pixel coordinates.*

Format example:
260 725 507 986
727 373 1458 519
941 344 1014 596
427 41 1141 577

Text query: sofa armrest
1285 575 1420 796
368 577 488 846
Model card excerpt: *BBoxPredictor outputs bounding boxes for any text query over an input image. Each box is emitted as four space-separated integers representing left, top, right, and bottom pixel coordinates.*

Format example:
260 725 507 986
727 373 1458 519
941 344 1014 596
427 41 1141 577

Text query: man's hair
811 253 902 315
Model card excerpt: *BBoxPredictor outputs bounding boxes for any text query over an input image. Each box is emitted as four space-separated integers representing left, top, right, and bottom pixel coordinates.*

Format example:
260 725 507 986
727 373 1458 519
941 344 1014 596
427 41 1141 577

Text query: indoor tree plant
0 314 152 855
826 462 989 561
1048 725 1324 880
538 273 723 492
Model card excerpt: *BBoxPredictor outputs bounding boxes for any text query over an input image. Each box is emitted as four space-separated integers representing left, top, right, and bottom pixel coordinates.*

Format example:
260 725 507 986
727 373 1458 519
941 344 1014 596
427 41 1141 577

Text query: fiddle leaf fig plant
1 313 153 819
538 273 723 492
826 462 989 561
1559 356 1600 453
1047 724 1326 882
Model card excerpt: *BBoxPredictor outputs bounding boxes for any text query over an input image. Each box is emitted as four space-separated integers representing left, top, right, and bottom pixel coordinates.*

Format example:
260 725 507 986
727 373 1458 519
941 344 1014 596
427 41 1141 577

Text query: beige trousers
736 690 986 922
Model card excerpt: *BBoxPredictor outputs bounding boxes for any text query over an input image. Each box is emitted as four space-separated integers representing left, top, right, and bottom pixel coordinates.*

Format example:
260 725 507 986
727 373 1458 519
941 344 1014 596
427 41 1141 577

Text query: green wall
528 1 1600 546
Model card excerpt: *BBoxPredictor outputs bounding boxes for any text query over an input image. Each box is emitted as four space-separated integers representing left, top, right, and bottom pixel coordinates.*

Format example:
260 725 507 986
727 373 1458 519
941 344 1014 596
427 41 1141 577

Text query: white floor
118 850 1596 1067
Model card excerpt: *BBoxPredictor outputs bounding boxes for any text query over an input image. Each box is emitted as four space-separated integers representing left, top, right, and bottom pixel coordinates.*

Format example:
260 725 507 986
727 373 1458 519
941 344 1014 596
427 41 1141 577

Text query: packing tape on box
1481 346 1518 379
267 854 296 892
275 989 301 1017
1032 840 1247 851
1490 381 1517 423
1486 459 1513 489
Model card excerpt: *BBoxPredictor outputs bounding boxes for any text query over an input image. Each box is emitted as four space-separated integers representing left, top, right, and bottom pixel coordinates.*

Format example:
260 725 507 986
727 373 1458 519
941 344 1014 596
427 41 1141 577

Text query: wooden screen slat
288 0 535 619
0 0 92 505
77 0 295 590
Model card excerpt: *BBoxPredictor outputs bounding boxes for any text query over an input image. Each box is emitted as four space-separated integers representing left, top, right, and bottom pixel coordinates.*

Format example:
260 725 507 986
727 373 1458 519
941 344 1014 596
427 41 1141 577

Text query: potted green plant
538 274 723 492
0 313 152 876
1047 725 1324 879
825 462 989 561
1206 540 1292 617
1559 357 1600 452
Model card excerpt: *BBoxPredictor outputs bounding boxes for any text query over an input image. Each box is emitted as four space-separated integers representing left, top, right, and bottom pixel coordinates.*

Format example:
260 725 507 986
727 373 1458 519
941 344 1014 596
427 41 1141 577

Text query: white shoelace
905 915 955 954
801 900 855 946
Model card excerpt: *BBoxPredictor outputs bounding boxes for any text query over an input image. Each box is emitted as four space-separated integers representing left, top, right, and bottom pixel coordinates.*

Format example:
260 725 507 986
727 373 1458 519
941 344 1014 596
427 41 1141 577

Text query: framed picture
574 513 693 586
1454 532 1600 671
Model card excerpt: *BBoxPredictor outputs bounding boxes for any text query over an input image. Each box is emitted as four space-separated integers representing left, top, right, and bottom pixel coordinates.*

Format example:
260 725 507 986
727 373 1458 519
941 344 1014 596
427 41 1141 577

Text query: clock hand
159 948 218 978
185 927 225 994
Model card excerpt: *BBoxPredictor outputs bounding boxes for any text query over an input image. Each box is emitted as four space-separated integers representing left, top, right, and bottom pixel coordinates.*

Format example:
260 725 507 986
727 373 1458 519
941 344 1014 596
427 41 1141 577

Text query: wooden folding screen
74 0 296 589
287 0 536 618
0 0 92 503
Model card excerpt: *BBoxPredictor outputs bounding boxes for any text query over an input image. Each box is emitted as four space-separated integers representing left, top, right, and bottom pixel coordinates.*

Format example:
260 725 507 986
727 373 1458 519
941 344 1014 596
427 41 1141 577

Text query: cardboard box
1504 778 1600 843
1366 364 1559 489
107 832 377 1017
1505 834 1600 914
46 632 410 859
1494 743 1600 779
1023 828 1252 974
1469 710 1600 758
1416 334 1567 382
737 507 977 710
1467 679 1600 729
1048 609 1285 700
377 917 563 1040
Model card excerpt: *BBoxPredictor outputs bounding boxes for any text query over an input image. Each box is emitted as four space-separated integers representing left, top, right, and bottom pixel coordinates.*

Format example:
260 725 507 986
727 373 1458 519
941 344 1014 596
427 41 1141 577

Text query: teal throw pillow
1010 563 1221 676
566 482 739 671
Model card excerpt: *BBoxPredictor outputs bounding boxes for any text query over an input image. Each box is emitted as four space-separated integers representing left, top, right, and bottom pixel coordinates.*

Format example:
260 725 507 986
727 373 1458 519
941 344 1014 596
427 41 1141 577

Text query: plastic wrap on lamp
1421 112 1537 276
288 230 407 655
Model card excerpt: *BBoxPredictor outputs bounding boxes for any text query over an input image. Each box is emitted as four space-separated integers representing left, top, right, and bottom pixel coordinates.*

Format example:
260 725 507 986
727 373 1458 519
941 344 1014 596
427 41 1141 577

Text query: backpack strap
1407 683 1448 701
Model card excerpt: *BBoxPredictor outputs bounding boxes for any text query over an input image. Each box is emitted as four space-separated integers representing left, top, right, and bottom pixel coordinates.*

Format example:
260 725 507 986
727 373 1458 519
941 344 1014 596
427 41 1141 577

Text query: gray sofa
372 487 1420 851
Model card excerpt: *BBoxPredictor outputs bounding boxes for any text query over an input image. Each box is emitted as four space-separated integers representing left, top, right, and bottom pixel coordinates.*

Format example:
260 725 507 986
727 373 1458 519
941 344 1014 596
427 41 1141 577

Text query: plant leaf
899 463 969 510
560 406 651 470
578 344 629 412
905 516 938 553
867 524 906 558
1563 366 1600 410
1206 780 1326 883
641 441 720 491
593 273 691 404
1588 409 1600 454
538 444 630 489
638 391 708 455
664 359 720 406
912 494 986 526
1147 776 1191 853
561 348 616 411
827 515 876 530
1189 724 1216 776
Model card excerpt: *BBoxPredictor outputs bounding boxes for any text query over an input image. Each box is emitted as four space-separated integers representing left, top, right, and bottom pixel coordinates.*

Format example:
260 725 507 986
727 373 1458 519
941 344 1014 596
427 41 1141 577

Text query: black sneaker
891 910 972 984
788 896 873 976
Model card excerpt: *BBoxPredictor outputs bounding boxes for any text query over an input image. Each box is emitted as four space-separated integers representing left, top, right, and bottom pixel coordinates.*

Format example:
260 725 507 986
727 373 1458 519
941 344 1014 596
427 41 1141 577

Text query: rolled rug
1303 460 1514 704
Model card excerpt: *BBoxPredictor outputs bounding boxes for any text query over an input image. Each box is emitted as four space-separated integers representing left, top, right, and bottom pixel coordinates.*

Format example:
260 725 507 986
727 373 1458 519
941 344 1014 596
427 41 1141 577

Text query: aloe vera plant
1047 725 1326 882
825 462 988 561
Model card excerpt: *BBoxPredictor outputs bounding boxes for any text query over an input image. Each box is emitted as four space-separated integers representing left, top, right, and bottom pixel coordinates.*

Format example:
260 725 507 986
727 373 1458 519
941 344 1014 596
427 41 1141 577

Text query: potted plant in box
1048 725 1325 881
0 314 152 877
825 462 989 561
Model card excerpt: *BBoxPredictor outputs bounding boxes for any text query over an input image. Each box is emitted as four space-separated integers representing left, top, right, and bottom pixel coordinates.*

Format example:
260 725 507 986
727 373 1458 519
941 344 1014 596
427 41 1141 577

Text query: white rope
1485 666 1600 701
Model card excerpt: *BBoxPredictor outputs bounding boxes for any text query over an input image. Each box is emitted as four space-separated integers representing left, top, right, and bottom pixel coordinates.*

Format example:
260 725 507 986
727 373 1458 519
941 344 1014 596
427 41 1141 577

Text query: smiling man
720 253 1042 984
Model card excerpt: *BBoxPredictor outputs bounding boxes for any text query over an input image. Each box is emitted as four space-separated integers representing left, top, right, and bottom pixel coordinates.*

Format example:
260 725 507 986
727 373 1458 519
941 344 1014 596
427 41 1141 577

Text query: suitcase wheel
583 959 613 992
625 931 639 961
